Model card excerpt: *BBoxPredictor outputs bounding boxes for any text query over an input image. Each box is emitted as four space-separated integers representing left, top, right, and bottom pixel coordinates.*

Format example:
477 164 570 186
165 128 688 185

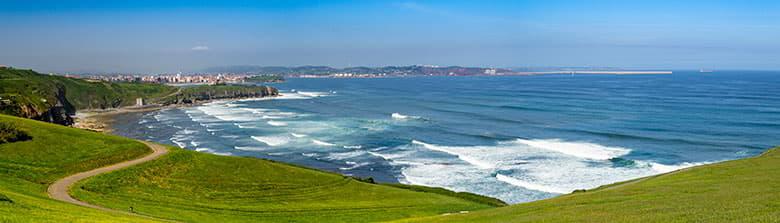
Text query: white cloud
191 46 209 51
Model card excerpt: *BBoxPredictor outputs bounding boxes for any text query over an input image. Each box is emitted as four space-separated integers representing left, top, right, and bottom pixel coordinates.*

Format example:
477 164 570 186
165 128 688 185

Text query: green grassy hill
71 148 496 222
0 114 497 222
0 68 177 124
0 114 155 222
395 147 780 223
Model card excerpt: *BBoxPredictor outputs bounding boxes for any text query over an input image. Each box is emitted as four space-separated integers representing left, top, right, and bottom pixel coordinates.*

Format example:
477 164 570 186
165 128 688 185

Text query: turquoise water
113 71 780 203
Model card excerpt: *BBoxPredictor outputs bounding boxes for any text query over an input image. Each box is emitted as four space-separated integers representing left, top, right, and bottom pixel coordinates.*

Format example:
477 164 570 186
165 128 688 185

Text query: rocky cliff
165 85 279 105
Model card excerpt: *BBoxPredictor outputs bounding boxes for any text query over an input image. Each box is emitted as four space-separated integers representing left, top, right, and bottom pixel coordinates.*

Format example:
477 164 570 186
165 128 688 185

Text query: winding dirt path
47 141 169 219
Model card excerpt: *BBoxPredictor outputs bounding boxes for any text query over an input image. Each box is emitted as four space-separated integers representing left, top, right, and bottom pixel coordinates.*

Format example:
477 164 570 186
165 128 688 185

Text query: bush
0 193 12 203
0 122 31 144
352 176 376 184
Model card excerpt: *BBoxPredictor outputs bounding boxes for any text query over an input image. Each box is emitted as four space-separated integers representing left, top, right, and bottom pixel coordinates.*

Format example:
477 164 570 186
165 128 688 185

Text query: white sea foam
233 123 254 129
327 150 366 160
241 108 271 114
648 161 710 173
297 91 330 97
290 133 307 138
515 139 630 160
496 174 570 194
301 152 318 157
172 140 187 148
312 139 336 146
391 112 421 120
343 145 363 149
195 148 213 153
391 113 409 119
340 161 372 170
382 138 711 203
212 151 232 156
234 146 267 151
412 140 496 169
197 103 260 122
267 121 288 126
251 135 290 146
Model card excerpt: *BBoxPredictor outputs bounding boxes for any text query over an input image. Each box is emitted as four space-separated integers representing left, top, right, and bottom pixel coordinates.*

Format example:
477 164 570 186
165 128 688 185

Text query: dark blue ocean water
112 71 780 203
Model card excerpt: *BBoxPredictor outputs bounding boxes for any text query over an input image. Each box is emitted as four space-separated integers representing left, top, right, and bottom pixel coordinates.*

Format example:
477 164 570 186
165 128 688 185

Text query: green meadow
0 114 155 222
71 147 497 222
396 147 780 223
0 115 497 222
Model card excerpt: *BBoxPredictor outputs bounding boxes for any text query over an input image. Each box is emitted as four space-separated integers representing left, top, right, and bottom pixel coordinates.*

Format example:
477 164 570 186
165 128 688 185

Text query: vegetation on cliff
162 84 278 105
0 67 177 124
0 68 279 125
245 74 285 82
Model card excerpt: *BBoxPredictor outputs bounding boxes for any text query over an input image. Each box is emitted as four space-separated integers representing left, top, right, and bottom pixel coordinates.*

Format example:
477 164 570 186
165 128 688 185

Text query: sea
110 71 780 204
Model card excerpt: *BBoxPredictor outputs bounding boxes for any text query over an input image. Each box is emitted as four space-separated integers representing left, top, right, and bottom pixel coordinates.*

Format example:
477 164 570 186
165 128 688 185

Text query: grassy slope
0 68 177 113
72 147 495 223
396 147 780 223
0 114 155 222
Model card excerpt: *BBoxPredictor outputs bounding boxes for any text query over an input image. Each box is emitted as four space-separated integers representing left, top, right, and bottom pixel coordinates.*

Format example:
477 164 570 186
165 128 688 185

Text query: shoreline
73 96 274 132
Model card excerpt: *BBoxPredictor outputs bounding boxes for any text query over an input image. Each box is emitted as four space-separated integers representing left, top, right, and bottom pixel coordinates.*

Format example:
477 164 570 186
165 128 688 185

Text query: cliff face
1 68 280 126
0 85 75 126
166 85 279 105
39 86 75 125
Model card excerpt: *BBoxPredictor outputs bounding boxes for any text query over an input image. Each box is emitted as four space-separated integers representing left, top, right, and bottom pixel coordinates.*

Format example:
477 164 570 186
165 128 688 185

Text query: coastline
73 96 274 133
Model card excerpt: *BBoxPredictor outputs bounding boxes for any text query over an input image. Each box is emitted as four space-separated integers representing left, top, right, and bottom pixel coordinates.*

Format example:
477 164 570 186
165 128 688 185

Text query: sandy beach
72 96 272 132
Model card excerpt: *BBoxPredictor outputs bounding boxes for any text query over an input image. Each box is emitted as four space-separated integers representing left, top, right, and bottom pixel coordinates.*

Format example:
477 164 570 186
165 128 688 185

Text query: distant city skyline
1 0 779 73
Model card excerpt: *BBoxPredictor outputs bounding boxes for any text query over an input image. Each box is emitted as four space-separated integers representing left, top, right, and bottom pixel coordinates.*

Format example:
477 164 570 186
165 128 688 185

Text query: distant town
14 64 673 85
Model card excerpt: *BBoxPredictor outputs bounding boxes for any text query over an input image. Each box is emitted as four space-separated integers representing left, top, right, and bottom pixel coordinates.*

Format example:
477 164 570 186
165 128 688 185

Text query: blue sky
1 0 778 73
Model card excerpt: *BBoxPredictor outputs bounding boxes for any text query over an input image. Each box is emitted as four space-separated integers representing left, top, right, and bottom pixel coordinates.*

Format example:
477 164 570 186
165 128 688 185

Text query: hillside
396 147 780 222
71 148 496 222
0 68 280 126
0 67 177 124
0 115 497 222
0 114 155 222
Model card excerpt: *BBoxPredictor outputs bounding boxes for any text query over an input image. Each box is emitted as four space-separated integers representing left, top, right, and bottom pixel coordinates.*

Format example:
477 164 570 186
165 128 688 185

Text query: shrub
0 193 12 204
351 176 376 184
0 122 31 144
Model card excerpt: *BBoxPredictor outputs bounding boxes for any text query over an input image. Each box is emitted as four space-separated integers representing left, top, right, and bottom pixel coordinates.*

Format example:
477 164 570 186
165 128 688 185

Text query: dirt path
47 141 170 220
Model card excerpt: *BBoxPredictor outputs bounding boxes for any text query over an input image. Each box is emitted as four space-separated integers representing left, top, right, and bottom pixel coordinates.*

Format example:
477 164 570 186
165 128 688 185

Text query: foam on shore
251 135 290 146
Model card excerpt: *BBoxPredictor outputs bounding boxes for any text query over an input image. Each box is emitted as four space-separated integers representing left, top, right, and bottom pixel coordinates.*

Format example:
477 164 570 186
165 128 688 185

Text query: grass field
0 114 155 222
0 114 496 222
72 147 497 222
395 147 780 223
